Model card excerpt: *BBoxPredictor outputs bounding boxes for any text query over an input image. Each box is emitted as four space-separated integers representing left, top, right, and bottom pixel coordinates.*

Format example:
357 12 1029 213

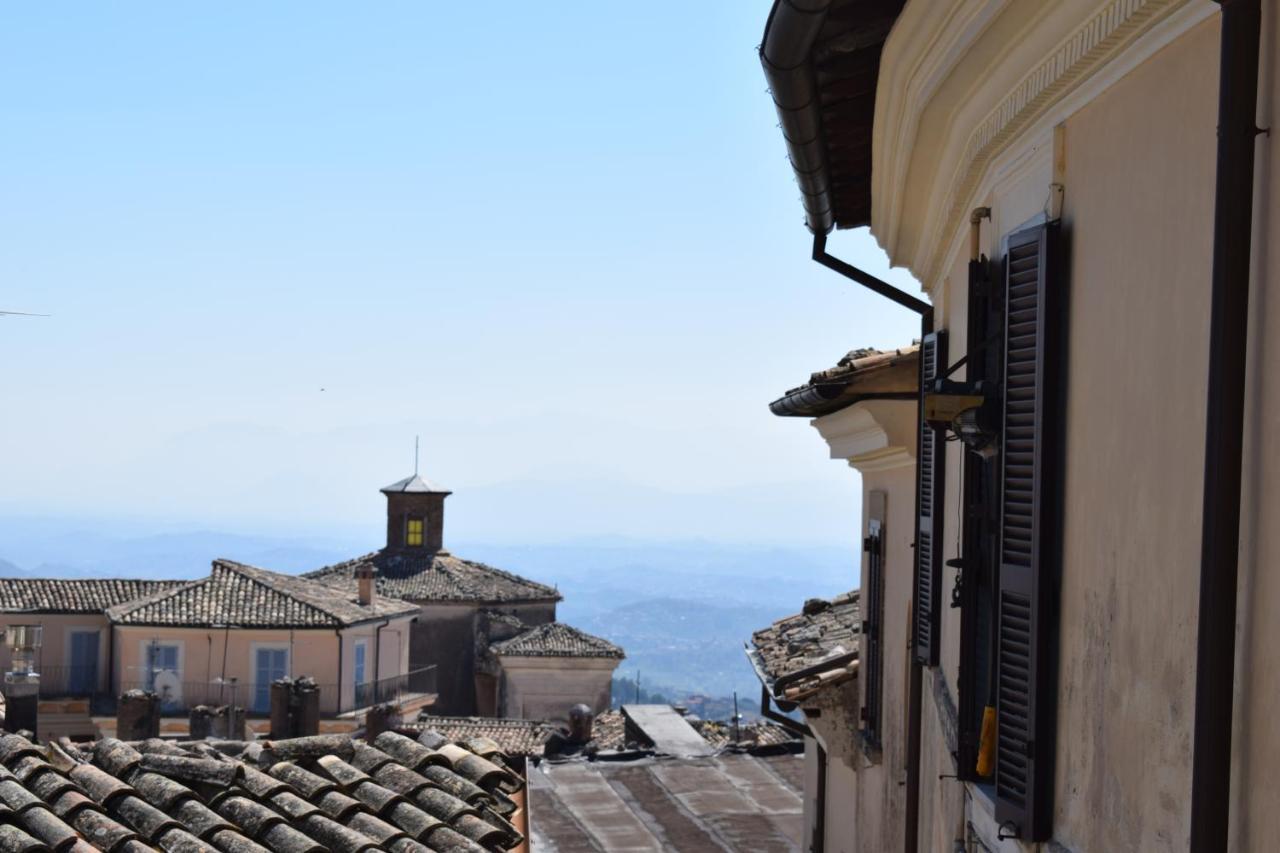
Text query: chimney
568 703 594 744
380 474 451 552
357 564 376 606
3 625 42 737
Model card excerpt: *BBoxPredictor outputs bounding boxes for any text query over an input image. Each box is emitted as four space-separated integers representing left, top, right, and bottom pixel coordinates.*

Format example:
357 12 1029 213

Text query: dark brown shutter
994 223 1063 841
861 490 886 749
914 330 948 666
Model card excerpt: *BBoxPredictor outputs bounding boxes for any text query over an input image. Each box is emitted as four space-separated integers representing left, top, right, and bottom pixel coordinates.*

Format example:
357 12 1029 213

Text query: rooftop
771 343 920 418
380 473 450 495
529 752 804 851
0 729 523 852
489 623 624 660
106 560 419 629
0 579 185 615
305 551 562 605
750 591 860 703
403 717 557 759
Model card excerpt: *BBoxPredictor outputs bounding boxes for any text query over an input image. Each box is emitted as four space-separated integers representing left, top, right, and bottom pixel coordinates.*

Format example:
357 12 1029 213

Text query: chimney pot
357 565 375 606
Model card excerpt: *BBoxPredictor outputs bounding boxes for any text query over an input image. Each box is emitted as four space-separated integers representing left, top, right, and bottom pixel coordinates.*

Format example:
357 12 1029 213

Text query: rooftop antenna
414 435 420 475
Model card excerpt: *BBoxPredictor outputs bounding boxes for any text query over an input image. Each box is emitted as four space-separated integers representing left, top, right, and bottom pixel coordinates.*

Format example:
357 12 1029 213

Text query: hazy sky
0 2 921 546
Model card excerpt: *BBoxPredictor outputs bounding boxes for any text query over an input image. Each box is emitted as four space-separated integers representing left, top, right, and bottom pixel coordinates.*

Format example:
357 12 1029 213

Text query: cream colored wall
0 614 112 693
852 462 916 853
111 617 415 716
824 755 859 853
1051 20 1218 852
496 656 617 723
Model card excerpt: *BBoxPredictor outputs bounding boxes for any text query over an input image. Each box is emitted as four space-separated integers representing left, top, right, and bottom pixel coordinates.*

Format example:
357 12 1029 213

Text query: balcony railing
103 665 439 717
347 666 437 715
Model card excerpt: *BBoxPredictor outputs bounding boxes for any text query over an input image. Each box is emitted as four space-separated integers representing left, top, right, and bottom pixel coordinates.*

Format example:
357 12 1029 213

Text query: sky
0 1 921 547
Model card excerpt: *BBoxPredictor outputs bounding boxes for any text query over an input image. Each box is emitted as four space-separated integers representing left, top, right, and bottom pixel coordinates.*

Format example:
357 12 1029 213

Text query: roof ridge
212 558 369 624
105 575 206 621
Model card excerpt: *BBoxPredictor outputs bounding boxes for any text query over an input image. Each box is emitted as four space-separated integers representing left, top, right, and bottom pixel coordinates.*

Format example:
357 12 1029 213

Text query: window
406 518 424 547
955 221 1064 842
861 490 887 751
68 630 100 695
354 639 369 706
253 647 288 713
915 330 948 666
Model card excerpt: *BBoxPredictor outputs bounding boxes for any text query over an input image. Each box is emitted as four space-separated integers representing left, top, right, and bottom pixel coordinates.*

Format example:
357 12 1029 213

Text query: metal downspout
1190 0 1264 848
814 742 827 853
812 231 931 853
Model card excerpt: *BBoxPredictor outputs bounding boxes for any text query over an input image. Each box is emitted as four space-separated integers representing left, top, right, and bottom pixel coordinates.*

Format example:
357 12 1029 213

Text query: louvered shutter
994 223 1062 841
914 330 948 666
861 490 887 749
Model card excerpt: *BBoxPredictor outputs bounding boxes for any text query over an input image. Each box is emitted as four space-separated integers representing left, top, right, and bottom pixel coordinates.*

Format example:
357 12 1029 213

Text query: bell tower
381 473 451 552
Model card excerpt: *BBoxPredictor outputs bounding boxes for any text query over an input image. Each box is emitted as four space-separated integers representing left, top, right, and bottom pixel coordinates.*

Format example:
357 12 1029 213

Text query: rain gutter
1190 0 1265 848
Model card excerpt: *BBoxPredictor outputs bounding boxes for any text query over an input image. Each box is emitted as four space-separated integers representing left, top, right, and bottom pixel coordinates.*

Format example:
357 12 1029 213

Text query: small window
406 518 424 547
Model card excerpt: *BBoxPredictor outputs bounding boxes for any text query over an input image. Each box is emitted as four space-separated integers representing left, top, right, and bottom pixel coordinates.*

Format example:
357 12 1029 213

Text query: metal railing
347 666 437 714
105 665 438 717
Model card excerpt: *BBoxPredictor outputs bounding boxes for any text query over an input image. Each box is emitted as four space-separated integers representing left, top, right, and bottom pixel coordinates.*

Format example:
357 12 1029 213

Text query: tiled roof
305 551 561 605
402 717 556 758
529 752 803 851
489 623 624 660
750 591 860 702
381 474 449 495
0 579 185 614
107 560 418 629
771 342 920 417
0 730 524 852
692 720 800 751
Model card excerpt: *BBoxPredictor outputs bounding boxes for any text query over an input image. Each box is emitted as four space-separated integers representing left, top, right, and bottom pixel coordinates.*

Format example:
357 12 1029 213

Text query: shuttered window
861 490 887 751
915 330 948 666
994 222 1063 841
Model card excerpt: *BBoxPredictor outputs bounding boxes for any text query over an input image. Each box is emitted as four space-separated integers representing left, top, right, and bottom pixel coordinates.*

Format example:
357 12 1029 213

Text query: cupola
381 473 451 552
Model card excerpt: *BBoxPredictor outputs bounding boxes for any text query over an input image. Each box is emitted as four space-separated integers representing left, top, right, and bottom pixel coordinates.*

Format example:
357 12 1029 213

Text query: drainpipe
1190 0 1264 849
812 232 931 853
813 742 827 853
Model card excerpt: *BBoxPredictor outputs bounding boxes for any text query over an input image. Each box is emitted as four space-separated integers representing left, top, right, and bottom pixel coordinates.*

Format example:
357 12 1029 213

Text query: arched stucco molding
870 0 1213 290
811 400 917 474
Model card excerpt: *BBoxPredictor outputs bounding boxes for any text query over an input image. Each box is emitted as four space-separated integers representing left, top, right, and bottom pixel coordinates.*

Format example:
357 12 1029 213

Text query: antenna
414 435 420 475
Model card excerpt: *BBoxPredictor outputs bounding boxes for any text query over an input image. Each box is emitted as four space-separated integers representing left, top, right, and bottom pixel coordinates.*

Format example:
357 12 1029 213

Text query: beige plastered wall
0 614 113 694
810 398 918 853
495 655 617 723
903 12 1252 852
112 615 414 715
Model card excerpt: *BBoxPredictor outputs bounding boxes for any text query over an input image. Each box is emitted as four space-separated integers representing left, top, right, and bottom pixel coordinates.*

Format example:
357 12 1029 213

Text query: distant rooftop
381 472 450 494
490 622 624 660
771 342 920 417
750 590 860 703
306 550 562 605
106 559 418 629
0 579 185 615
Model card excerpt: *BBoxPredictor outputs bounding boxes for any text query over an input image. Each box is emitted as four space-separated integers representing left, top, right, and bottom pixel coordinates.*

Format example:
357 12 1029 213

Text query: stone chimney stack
356 564 376 606
380 473 452 552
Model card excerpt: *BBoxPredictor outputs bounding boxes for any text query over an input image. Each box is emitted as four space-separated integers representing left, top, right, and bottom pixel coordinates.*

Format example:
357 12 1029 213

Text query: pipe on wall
1190 0 1264 848
810 231 931 853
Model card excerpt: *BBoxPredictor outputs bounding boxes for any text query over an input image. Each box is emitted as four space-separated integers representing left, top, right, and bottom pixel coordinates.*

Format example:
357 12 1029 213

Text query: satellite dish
153 670 183 706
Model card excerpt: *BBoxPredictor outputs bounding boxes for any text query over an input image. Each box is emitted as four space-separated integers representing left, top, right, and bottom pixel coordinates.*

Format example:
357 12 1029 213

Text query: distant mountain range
0 518 858 702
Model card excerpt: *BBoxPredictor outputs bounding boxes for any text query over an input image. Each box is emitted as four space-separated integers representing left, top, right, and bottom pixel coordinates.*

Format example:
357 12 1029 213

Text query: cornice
917 0 1192 287
870 0 1208 291
811 399 917 473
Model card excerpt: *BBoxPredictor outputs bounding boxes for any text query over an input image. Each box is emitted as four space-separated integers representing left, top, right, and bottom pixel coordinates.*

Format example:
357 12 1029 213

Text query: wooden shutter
861 490 886 749
994 223 1063 841
914 330 948 666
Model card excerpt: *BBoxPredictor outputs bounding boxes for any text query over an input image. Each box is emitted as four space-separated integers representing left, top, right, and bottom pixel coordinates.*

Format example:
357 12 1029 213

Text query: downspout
334 629 344 714
813 742 827 853
812 231 931 853
1190 0 1265 849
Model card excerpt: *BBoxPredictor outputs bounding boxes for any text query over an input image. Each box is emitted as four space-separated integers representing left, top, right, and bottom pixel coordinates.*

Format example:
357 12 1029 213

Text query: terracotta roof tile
305 551 560 605
489 623 623 659
0 580 184 615
750 591 860 701
0 731 523 852
106 560 417 629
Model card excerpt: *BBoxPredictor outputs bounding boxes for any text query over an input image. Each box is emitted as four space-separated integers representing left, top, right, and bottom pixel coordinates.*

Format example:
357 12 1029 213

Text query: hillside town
3 0 1280 851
